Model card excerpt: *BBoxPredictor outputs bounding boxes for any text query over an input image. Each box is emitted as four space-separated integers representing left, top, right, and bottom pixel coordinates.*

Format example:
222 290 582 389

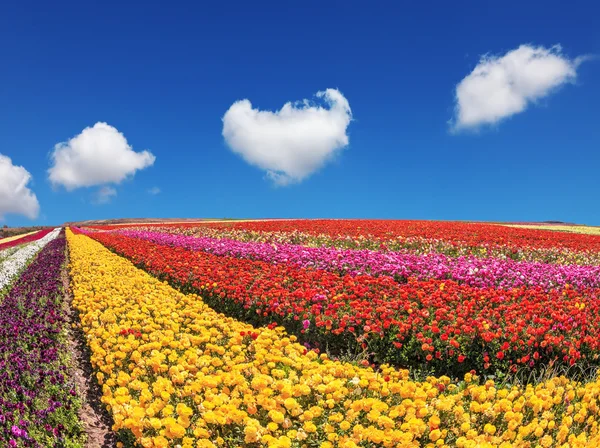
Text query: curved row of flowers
196 220 600 253
107 228 600 291
88 219 600 253
0 231 84 447
67 229 600 448
0 229 53 252
0 228 61 293
98 224 600 266
0 245 21 264
80 229 600 377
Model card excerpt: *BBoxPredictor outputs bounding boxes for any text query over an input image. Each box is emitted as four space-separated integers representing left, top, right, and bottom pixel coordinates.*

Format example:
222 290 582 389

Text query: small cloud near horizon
148 186 161 195
93 186 117 205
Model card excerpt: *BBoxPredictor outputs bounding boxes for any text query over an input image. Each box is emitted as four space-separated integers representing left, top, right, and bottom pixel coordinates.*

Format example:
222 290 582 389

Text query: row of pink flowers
104 229 600 291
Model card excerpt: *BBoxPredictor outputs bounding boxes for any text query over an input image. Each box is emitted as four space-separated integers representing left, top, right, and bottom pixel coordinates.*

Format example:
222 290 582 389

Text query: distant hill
505 221 579 226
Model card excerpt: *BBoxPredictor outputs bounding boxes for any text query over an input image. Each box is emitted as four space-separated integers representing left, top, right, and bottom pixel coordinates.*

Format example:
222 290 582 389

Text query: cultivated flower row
0 232 84 447
0 245 21 264
96 223 600 266
67 229 600 448
0 229 53 252
81 230 600 377
0 228 61 292
197 220 600 253
0 231 36 245
110 228 600 291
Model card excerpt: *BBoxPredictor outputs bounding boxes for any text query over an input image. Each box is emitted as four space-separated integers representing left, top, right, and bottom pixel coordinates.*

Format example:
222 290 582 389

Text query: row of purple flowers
0 232 83 447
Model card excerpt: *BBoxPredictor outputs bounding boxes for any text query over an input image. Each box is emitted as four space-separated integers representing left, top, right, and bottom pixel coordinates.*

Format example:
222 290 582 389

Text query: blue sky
0 0 598 226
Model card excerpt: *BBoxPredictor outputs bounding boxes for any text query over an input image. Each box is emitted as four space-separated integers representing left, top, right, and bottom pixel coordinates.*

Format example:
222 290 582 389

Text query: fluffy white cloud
222 88 352 185
452 45 584 131
93 186 117 204
48 122 156 190
148 186 161 195
0 154 40 220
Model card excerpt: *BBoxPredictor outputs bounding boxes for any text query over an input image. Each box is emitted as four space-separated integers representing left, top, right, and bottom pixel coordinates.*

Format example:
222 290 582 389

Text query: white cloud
222 88 352 185
0 154 40 220
93 186 117 204
452 45 584 131
148 186 161 195
48 122 156 190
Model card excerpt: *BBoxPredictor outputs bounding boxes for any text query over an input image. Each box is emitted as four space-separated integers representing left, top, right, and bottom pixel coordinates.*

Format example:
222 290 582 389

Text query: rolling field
2 1 597 446
3 220 600 447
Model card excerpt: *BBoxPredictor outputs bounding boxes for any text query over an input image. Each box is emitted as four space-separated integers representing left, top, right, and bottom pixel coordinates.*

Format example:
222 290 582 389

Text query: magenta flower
105 228 600 292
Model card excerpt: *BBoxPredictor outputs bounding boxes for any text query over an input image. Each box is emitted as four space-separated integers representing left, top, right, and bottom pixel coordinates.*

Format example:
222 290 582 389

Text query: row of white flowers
0 228 62 292
0 245 22 263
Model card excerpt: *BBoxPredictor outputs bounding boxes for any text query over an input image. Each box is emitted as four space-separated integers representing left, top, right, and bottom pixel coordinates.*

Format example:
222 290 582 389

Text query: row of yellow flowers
67 229 600 448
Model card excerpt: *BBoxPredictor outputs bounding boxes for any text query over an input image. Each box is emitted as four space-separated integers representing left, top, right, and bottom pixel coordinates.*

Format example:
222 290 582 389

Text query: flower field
65 228 600 447
77 226 600 378
88 220 600 265
0 228 61 293
0 230 83 447
111 228 600 290
0 230 36 245
4 219 600 447
0 229 53 252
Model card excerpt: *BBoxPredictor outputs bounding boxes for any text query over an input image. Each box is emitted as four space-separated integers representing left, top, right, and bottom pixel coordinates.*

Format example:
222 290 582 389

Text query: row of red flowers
93 223 600 265
80 228 600 378
88 220 600 262
197 220 600 253
0 229 53 252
